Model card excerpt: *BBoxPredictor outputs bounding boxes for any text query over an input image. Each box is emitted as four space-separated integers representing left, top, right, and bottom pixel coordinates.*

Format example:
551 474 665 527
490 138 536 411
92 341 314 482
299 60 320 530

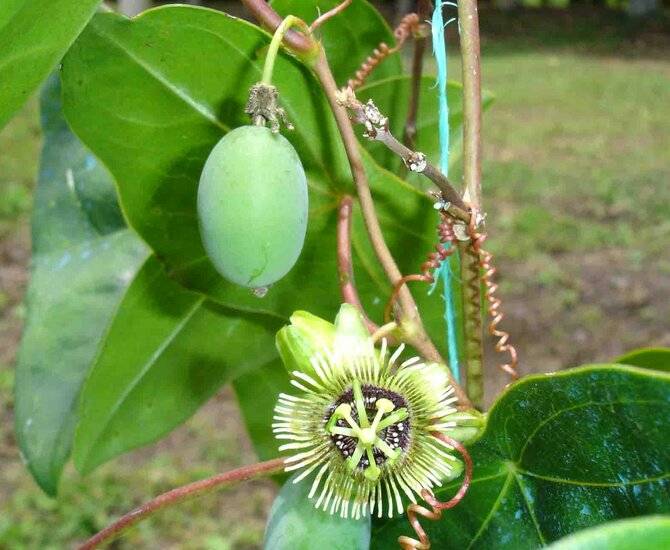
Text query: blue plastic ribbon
430 1 460 382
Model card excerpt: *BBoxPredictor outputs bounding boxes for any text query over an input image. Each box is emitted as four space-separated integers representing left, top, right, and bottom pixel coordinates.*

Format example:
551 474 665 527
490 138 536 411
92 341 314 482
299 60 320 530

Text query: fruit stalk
261 16 305 86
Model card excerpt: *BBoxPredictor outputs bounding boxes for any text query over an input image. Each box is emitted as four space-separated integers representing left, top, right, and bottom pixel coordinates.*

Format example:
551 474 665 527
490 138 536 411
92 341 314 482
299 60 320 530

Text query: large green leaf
615 347 670 373
233 359 293 462
58 6 481 465
264 473 371 550
270 0 402 87
74 255 283 474
14 74 148 495
545 516 670 550
371 366 670 549
60 6 451 345
0 0 100 130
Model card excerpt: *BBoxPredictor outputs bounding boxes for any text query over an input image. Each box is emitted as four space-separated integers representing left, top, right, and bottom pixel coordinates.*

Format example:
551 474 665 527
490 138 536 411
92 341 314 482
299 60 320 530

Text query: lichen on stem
335 88 471 223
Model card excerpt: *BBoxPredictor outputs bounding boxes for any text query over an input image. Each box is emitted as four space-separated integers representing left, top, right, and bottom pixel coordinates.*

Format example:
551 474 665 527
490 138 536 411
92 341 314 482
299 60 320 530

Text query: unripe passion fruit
197 125 308 288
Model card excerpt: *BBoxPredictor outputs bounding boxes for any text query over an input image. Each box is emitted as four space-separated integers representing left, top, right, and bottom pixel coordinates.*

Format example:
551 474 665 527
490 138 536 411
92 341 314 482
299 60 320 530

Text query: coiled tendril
398 432 473 550
467 210 519 381
348 14 427 90
385 213 457 322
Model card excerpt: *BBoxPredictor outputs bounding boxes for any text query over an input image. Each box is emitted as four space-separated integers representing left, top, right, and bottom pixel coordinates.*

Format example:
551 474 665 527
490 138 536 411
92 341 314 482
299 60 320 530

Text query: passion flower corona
273 305 463 519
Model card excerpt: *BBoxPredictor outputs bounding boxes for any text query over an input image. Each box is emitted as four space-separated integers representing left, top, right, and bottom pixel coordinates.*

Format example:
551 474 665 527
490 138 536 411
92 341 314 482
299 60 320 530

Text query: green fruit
197 125 308 288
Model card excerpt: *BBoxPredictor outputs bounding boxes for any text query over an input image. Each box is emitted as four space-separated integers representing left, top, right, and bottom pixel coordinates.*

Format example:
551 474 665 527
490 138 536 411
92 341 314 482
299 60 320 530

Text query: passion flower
273 305 462 519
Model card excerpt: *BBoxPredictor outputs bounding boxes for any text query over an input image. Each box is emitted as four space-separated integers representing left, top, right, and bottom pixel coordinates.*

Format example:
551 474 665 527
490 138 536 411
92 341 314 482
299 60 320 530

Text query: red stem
241 0 314 53
77 458 285 550
402 0 431 151
309 0 352 32
424 432 472 509
337 195 380 334
399 433 473 549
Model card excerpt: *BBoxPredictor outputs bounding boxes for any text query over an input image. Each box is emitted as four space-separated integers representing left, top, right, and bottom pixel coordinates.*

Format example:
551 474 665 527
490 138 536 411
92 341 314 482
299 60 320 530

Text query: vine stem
77 458 285 550
402 0 431 151
261 16 305 85
242 0 314 53
239 0 472 408
308 0 352 33
457 0 485 408
337 195 380 335
312 51 470 408
312 52 414 316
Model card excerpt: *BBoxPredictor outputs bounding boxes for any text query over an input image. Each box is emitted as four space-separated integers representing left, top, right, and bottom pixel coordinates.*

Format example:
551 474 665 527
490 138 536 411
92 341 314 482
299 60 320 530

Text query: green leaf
233 359 293 462
74 255 283 474
0 0 100 129
545 515 670 550
57 5 495 470
14 74 148 495
270 0 402 87
358 76 496 185
63 7 345 317
264 473 371 550
615 347 670 373
60 6 451 350
371 366 670 549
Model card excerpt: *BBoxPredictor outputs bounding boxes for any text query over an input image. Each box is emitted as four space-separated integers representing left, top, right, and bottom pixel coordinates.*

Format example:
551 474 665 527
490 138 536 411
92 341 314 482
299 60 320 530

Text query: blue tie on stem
429 1 461 383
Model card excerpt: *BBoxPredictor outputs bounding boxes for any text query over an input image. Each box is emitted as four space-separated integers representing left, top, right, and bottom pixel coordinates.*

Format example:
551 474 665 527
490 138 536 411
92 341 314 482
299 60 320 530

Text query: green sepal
276 310 335 376
334 303 371 345
447 409 486 445
275 305 371 377
443 457 464 483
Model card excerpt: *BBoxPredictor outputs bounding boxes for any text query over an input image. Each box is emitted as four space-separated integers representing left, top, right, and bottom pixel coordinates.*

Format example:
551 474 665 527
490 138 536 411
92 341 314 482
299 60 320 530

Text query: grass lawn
1 8 669 549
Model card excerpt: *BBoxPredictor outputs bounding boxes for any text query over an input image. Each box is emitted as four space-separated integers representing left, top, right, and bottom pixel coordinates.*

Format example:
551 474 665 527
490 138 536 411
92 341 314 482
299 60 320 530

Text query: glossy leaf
58 5 484 467
264 473 371 550
371 366 670 549
60 6 451 348
615 347 670 373
74 255 283 474
233 359 293 462
14 74 148 494
63 7 344 316
0 0 100 129
270 0 402 87
545 515 670 550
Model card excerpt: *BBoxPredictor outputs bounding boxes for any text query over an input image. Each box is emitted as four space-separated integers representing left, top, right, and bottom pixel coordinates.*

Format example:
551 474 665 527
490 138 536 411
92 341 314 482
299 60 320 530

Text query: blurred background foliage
1 1 669 548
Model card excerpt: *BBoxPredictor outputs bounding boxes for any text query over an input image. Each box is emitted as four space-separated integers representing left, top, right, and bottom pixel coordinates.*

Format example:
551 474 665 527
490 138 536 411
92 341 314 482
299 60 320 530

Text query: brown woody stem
313 50 470 407
240 0 472 408
77 458 285 550
371 127 470 221
457 0 482 208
